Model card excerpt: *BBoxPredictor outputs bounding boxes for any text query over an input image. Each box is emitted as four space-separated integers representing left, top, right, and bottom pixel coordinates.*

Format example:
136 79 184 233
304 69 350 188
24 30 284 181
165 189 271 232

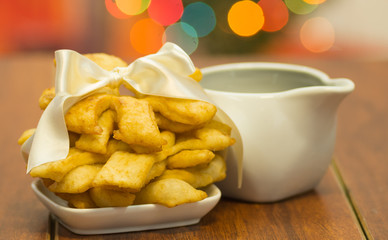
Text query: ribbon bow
22 42 214 173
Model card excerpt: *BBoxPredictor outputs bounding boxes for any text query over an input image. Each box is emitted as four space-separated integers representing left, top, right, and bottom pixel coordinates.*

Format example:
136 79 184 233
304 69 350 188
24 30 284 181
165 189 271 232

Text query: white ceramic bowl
31 179 221 235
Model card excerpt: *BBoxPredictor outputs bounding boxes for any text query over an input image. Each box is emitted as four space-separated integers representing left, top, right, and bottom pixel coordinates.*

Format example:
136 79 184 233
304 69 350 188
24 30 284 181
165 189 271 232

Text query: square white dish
31 179 221 235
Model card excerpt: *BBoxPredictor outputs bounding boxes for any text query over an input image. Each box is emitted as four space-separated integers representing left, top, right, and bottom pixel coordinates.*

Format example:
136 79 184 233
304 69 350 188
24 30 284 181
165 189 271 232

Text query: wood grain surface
0 53 55 240
2 52 386 239
329 60 388 240
55 167 363 240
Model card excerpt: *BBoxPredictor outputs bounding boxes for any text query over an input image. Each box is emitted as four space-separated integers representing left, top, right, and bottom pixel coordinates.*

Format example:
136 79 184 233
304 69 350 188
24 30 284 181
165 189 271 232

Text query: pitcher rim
200 62 354 96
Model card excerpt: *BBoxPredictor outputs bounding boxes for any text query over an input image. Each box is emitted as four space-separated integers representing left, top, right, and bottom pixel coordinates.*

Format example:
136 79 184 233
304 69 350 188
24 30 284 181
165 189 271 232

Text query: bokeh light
258 0 289 32
228 1 265 37
164 22 198 55
300 17 335 53
105 0 130 19
303 0 326 4
148 0 183 26
103 0 327 56
181 2 216 38
116 0 151 16
284 0 318 15
130 18 165 55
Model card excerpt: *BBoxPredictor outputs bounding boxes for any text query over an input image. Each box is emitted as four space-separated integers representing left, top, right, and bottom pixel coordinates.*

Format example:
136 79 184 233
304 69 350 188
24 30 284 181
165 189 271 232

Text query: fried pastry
157 154 226 188
75 110 116 154
65 94 116 135
92 151 155 192
17 128 35 145
39 88 55 110
21 50 236 209
89 187 136 208
134 178 207 207
56 191 97 209
112 96 165 151
154 112 203 133
143 96 217 125
30 148 106 182
167 149 215 169
48 164 103 193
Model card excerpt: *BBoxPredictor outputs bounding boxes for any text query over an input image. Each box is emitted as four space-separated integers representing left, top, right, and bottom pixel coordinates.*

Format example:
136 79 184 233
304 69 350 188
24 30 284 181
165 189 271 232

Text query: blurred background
1 0 387 62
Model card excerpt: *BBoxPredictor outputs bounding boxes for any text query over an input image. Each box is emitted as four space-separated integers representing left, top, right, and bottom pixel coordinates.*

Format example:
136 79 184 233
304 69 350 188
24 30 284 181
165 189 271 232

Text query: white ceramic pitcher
201 62 354 202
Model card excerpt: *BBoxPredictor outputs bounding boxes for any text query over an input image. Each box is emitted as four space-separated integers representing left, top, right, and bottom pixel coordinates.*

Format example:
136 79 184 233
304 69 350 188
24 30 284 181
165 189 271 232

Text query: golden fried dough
68 131 80 147
156 169 212 189
39 88 55 110
155 113 203 133
56 191 97 209
75 110 116 154
158 154 226 188
172 120 235 153
89 187 136 207
143 96 217 125
39 86 119 112
17 128 35 145
129 144 159 154
23 51 237 209
131 130 175 156
145 160 167 184
204 119 233 136
167 149 215 169
160 131 176 148
48 164 103 193
92 151 155 192
194 154 227 183
134 178 207 207
189 68 202 82
30 148 106 182
112 96 165 151
192 128 235 151
104 139 133 158
65 94 116 135
41 178 55 188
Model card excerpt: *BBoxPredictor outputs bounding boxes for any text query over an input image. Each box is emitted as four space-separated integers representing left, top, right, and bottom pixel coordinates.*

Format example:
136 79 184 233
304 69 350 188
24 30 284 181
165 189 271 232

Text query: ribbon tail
214 110 244 188
25 49 116 173
26 95 71 173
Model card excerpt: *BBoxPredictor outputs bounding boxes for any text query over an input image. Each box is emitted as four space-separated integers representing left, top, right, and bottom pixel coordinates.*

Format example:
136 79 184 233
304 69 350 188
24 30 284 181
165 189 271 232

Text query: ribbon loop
23 42 214 173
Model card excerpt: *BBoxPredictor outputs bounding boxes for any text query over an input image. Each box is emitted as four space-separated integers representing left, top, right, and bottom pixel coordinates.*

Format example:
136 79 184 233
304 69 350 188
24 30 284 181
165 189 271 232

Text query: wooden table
1 52 387 239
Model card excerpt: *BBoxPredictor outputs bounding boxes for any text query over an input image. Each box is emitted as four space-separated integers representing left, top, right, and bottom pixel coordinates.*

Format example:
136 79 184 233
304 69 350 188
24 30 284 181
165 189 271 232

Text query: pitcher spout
316 77 355 117
330 78 355 94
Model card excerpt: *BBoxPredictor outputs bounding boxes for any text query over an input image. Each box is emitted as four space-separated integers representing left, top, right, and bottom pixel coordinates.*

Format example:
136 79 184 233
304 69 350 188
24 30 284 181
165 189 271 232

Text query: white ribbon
22 43 243 187
22 43 217 173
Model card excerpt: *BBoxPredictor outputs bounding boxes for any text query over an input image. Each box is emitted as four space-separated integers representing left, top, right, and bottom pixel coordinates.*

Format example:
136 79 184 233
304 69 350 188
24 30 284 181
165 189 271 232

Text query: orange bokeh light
228 1 265 37
130 18 165 55
300 17 335 53
258 0 289 32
